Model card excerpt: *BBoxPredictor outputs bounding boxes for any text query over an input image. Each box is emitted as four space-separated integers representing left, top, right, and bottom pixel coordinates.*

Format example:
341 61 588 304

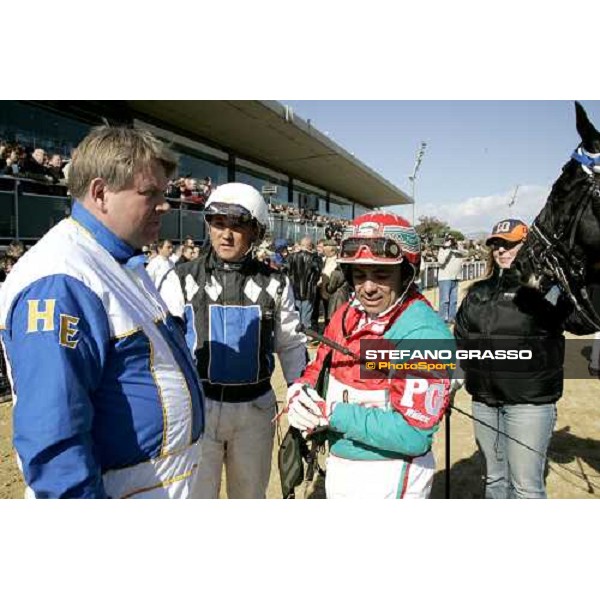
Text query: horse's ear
575 101 600 150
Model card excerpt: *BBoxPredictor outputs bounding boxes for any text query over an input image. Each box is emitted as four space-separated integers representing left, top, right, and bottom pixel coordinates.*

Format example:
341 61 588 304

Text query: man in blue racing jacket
0 126 205 499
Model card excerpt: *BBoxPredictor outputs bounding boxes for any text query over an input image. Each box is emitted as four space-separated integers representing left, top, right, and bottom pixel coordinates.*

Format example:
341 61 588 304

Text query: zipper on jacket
482 270 504 338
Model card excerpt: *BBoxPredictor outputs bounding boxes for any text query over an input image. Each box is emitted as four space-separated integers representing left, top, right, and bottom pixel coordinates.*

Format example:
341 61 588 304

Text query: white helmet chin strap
396 263 417 306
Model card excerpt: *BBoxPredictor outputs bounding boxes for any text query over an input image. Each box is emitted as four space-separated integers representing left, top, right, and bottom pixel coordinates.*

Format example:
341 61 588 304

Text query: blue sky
281 101 600 236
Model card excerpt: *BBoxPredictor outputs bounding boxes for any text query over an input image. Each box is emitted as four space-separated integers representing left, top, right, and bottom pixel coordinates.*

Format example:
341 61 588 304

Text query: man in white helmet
160 183 307 498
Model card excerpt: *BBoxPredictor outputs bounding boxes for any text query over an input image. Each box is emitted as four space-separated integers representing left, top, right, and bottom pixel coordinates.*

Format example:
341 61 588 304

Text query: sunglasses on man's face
489 239 522 251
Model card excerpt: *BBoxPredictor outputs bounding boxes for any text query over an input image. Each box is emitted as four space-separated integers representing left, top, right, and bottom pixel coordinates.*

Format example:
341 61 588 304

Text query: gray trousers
192 392 276 499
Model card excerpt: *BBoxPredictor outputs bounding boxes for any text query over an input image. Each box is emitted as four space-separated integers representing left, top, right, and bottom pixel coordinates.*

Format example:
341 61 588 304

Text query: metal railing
268 214 328 244
0 178 348 245
159 201 206 242
0 177 208 244
0 180 489 278
419 260 487 290
0 176 71 240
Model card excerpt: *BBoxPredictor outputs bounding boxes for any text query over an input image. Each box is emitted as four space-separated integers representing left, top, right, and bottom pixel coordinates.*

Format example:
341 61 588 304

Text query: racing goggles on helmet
340 237 403 261
204 202 254 226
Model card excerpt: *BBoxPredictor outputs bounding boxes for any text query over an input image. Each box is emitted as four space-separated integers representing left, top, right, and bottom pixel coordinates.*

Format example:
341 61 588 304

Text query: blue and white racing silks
207 304 261 383
160 255 308 389
0 202 204 499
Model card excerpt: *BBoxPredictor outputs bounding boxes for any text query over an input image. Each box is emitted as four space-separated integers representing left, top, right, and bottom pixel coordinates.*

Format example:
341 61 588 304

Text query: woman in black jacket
455 218 572 499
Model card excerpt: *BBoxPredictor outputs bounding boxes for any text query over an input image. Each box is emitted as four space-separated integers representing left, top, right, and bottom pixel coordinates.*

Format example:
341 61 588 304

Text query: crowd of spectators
257 235 329 267
420 238 487 264
0 239 21 396
1 140 69 185
2 141 490 266
460 239 487 262
255 235 349 338
0 240 25 283
165 176 212 209
268 202 350 241
267 205 489 259
0 148 354 242
142 236 203 272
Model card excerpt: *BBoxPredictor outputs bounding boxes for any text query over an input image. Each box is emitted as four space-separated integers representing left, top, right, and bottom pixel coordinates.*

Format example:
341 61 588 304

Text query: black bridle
524 159 600 330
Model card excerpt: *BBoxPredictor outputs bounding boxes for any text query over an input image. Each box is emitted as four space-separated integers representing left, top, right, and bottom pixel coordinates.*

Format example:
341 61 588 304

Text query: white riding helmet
205 183 269 240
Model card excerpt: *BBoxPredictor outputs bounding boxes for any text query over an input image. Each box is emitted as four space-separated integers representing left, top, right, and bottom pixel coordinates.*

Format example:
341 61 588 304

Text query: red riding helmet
338 211 421 274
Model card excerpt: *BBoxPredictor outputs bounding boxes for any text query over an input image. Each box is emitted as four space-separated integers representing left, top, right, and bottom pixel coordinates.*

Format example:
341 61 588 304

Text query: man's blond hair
68 126 178 199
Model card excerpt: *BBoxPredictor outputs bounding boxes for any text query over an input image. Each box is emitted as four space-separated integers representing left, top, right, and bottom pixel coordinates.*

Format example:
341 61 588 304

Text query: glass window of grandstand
0 101 89 162
292 188 322 213
328 197 353 220
0 101 90 240
165 151 228 206
0 101 88 190
319 197 328 215
286 187 327 244
235 168 288 207
354 203 369 217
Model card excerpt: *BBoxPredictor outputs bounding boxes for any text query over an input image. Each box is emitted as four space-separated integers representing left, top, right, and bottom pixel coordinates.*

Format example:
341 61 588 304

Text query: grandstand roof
126 101 412 208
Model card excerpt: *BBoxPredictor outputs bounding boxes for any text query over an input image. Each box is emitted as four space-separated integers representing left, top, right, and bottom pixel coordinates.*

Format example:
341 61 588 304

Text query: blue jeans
438 279 458 322
472 401 557 499
295 299 313 331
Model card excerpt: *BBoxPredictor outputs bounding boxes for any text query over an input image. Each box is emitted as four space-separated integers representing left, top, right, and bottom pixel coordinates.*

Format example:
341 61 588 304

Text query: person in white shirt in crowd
437 233 465 324
146 239 174 288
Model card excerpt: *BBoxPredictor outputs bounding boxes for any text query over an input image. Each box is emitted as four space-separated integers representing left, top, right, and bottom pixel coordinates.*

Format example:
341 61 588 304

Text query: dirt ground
2 283 600 499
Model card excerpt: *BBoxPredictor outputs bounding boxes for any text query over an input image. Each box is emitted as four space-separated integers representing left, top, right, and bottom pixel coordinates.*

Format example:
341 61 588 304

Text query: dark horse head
513 102 600 329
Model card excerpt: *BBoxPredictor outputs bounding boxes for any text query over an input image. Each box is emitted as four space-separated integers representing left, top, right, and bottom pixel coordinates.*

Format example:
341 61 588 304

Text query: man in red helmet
285 211 454 498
